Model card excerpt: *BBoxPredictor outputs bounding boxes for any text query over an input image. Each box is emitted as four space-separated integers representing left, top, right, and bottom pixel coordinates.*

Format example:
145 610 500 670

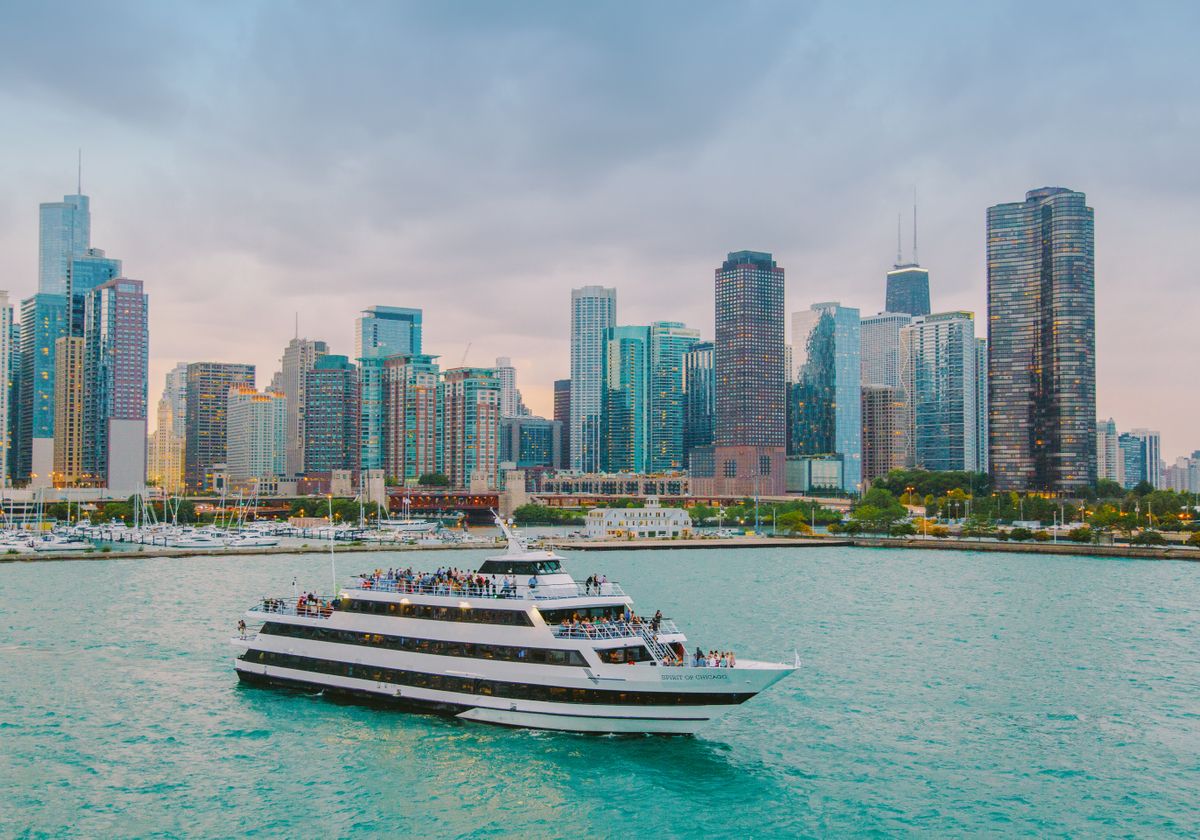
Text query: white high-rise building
274 337 328 476
148 363 188 493
860 312 912 387
226 386 287 485
569 286 616 472
495 356 528 418
1096 418 1120 483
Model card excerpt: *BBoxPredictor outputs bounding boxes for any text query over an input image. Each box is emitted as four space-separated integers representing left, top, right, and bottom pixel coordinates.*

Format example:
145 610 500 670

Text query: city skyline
1 4 1197 459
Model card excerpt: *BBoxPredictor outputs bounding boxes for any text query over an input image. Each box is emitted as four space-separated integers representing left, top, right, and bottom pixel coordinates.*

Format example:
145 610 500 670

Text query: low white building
584 496 693 539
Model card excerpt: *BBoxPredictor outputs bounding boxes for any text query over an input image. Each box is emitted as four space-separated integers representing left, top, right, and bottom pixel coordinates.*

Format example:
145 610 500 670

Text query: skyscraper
682 341 714 467
441 367 500 490
500 416 562 470
885 266 931 318
1118 433 1146 490
789 301 862 492
184 362 255 491
861 384 907 483
569 286 616 472
691 251 786 496
148 363 187 493
553 379 571 469
52 336 86 486
17 293 68 486
0 292 12 490
900 311 982 473
1096 418 1119 483
66 249 121 335
275 337 328 476
1130 428 1162 488
860 312 912 387
383 353 441 483
82 278 149 495
39 193 90 295
304 355 360 474
355 306 422 360
975 337 989 474
226 386 287 486
647 321 700 472
495 357 528 418
600 325 650 473
987 187 1096 492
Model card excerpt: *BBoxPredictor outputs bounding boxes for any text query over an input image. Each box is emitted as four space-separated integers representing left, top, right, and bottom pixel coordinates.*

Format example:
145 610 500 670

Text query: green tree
1067 526 1095 544
1188 531 1200 547
775 511 814 535
850 488 906 533
418 473 450 488
512 504 584 525
1009 527 1034 542
1095 479 1124 498
1131 530 1167 546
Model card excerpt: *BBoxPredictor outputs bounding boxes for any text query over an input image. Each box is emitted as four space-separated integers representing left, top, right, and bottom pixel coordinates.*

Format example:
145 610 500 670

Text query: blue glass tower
356 306 422 360
789 302 862 492
39 194 90 295
600 325 650 473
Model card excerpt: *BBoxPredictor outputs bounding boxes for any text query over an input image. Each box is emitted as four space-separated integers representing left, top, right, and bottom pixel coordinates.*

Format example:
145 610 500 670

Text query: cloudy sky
0 1 1196 458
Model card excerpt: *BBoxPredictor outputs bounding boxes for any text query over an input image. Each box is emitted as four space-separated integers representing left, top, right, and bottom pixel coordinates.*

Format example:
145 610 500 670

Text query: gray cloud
0 0 1196 456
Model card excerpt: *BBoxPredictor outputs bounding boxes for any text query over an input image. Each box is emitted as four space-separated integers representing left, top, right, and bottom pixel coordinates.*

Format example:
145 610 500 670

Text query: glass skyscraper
355 306 422 360
900 311 982 473
39 194 90 295
600 325 649 473
885 265 931 318
648 321 699 472
553 379 571 469
17 293 68 485
82 278 149 495
682 341 714 467
67 249 121 335
788 302 862 492
304 355 360 474
987 187 1096 492
569 286 616 472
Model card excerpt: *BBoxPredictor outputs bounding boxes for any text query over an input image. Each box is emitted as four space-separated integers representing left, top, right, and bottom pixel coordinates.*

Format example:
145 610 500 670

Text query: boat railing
552 618 679 641
249 597 335 619
354 577 625 600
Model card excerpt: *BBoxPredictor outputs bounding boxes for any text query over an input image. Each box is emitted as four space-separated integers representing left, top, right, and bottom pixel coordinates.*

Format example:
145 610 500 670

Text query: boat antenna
328 494 337 594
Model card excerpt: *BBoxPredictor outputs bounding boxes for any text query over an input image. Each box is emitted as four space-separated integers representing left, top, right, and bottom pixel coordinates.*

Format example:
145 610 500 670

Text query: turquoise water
2 547 1199 838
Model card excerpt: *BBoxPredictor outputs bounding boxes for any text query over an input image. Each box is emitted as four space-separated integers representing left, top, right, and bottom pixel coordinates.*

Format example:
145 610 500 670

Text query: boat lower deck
233 659 761 734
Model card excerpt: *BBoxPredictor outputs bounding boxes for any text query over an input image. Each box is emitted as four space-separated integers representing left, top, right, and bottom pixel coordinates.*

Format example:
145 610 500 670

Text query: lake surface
2 546 1198 838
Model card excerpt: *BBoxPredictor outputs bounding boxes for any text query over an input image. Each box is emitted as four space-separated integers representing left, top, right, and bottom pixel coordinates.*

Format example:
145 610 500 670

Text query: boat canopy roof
477 558 562 576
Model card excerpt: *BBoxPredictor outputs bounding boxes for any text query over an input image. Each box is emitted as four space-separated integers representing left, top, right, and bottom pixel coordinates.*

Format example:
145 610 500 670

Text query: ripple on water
1 546 1200 837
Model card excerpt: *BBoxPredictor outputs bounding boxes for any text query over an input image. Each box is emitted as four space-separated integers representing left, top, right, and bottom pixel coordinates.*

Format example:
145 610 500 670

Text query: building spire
896 212 902 265
77 148 82 194
912 185 919 265
295 311 299 340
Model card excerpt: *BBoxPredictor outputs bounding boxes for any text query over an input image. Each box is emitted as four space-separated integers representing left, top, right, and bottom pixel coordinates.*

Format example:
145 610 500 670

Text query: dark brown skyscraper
693 251 785 495
553 378 570 470
987 187 1096 492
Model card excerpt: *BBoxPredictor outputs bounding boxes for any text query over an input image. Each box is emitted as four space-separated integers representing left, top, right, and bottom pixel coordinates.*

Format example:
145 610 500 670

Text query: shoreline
0 534 1195 563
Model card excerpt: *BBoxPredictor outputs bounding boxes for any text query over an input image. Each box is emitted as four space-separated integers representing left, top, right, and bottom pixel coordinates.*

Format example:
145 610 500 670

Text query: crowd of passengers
557 607 667 637
259 592 333 617
692 648 736 668
358 567 521 597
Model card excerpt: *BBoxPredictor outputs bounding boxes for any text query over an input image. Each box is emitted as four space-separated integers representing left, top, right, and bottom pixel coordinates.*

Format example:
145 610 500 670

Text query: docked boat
231 516 796 734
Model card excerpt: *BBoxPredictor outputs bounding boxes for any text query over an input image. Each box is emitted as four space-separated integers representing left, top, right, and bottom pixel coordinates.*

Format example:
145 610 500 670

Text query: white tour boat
231 517 795 734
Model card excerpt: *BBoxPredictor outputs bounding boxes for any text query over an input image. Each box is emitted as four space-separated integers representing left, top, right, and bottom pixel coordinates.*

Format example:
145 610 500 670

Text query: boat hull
234 660 785 735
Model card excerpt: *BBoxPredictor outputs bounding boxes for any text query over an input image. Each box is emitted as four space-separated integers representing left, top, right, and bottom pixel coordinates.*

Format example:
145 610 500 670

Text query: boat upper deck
354 573 627 601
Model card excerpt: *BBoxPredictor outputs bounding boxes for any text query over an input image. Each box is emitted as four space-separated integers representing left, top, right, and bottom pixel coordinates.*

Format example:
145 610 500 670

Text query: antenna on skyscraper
77 148 82 194
896 212 902 265
295 311 299 340
912 185 919 265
